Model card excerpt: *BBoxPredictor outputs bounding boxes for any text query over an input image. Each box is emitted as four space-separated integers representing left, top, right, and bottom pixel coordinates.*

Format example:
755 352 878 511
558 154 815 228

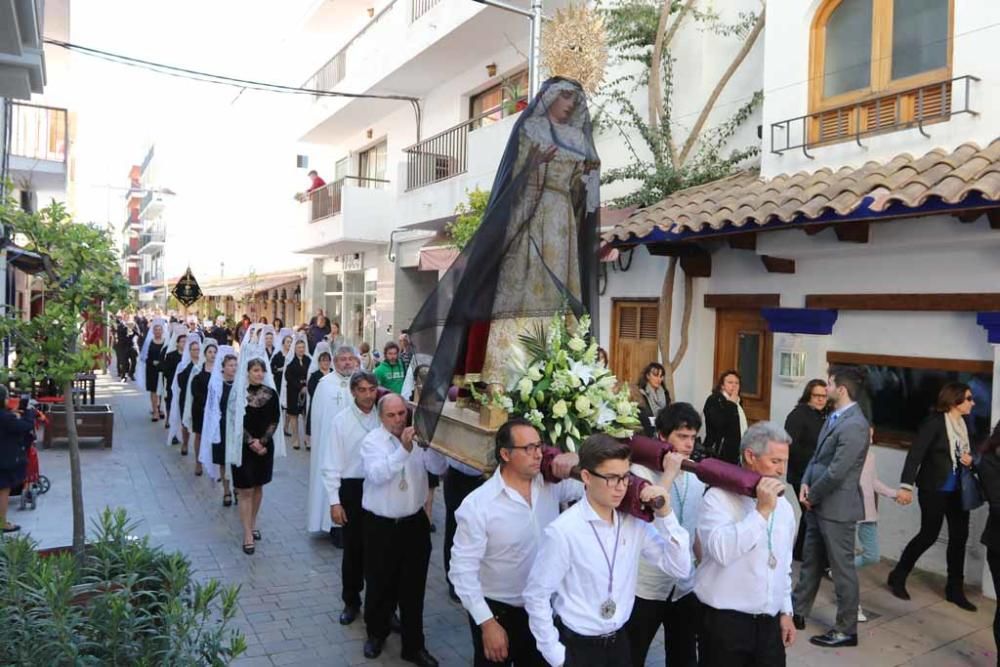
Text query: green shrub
447 187 491 250
0 508 246 666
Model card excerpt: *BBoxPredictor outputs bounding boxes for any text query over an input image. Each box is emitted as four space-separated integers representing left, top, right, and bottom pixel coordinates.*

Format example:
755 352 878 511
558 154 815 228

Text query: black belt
703 605 779 622
366 509 424 525
556 619 624 648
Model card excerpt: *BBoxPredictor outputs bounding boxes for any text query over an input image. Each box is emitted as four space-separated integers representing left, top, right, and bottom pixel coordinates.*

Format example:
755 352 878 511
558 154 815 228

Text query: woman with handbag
0 387 37 533
974 421 1000 656
889 382 978 610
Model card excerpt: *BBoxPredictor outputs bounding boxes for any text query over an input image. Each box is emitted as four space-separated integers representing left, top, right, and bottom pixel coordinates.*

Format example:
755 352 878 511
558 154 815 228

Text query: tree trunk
658 258 678 399
649 0 697 168
64 379 85 553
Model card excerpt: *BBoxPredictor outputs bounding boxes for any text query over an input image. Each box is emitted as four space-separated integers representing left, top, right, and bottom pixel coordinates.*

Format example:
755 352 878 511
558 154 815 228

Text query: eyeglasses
963 395 975 404
587 469 631 488
506 442 545 455
810 393 828 399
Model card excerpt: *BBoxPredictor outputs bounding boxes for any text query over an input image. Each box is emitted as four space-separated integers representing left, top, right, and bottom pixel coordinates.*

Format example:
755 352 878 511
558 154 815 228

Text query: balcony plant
503 82 529 115
447 187 490 250
0 508 246 665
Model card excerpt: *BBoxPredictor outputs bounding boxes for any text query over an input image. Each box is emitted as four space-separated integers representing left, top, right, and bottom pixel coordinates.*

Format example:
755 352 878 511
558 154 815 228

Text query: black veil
408 77 601 442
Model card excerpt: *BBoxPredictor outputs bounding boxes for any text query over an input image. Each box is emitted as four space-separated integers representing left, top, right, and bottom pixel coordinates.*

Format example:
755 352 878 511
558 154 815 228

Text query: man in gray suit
792 367 870 648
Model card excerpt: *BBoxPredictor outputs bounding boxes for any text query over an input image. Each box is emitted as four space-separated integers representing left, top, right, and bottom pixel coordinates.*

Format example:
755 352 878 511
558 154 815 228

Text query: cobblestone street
9 374 999 666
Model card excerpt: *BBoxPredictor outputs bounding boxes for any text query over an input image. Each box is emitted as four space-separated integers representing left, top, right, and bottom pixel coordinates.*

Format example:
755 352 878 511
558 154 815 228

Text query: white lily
568 359 595 386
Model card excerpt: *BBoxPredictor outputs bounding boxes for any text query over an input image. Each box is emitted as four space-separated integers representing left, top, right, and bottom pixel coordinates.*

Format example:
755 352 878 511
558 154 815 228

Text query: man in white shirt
626 402 705 667
306 345 359 537
524 434 690 667
320 369 379 626
694 422 797 666
450 418 583 666
360 393 448 667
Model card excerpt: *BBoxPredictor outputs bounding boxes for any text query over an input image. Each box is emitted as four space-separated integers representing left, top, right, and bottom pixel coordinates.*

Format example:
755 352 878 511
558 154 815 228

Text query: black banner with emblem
171 267 202 306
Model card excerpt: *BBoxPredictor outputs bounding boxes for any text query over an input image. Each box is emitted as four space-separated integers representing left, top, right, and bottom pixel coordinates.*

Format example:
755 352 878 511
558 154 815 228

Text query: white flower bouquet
497 314 641 452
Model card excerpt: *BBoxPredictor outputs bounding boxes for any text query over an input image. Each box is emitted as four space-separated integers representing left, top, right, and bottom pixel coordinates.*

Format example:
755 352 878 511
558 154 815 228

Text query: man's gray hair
335 345 357 358
741 421 792 457
350 369 377 391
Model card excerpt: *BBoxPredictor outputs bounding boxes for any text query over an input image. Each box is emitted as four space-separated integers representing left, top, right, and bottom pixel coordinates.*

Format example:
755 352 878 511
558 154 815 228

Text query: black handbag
959 446 985 512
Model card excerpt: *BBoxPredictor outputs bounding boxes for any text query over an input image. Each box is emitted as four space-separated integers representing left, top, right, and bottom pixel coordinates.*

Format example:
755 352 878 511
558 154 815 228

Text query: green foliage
597 2 763 209
0 195 131 389
446 187 491 250
0 508 247 665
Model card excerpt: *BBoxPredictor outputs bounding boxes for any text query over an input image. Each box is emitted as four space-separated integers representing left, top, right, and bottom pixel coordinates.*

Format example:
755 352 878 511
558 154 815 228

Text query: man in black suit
793 367 870 648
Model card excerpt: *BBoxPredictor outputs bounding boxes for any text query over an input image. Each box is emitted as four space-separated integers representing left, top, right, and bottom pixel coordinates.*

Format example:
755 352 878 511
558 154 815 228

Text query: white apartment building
120 144 173 308
603 0 1000 592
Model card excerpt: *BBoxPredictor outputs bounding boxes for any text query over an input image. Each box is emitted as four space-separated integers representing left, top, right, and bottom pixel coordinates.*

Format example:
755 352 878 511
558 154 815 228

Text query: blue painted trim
762 308 838 335
611 192 1000 246
976 312 1000 344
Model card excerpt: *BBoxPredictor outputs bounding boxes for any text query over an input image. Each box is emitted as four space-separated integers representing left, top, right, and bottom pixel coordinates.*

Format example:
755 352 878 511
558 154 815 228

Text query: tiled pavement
10 373 1000 666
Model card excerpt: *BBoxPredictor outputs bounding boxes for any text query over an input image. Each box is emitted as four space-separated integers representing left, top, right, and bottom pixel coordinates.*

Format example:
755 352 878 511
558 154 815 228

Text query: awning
199 272 304 298
4 244 46 274
418 244 460 272
604 139 1000 244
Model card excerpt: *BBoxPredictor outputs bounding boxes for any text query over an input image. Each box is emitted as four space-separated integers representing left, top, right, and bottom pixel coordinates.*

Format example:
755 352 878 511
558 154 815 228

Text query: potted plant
503 81 528 115
0 508 247 664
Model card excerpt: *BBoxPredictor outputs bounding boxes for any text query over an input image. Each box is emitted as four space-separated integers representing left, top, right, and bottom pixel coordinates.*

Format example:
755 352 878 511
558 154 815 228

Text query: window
470 70 529 130
357 142 387 188
810 0 952 143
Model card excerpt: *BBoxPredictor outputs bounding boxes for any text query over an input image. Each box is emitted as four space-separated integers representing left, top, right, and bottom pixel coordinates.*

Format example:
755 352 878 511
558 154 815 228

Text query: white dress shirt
523 497 691 667
631 465 704 601
449 469 584 625
306 371 353 532
320 401 379 505
694 486 795 617
361 426 449 518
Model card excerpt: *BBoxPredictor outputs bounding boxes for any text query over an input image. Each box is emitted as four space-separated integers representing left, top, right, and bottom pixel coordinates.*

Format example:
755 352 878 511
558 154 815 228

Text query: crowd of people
97 310 1000 666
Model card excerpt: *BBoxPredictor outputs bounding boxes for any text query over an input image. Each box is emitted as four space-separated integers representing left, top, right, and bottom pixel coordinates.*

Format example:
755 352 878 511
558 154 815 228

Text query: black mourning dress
177 363 195 420
284 355 311 416
161 347 183 411
212 380 234 465
145 340 165 393
305 369 328 437
270 351 286 397
231 384 280 489
190 368 212 435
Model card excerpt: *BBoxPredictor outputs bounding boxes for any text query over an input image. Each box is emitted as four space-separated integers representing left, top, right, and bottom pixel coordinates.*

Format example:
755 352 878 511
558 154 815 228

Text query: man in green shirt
374 342 406 394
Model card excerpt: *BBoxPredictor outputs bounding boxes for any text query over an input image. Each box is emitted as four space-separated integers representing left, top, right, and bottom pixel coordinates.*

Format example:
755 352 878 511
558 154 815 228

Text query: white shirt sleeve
422 446 449 475
524 524 570 667
362 433 410 484
448 497 494 625
321 419 343 506
697 489 768 567
639 513 692 580
556 478 585 504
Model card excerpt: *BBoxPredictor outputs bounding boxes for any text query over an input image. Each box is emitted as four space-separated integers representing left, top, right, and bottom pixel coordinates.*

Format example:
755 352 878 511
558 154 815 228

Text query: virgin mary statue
408 77 601 442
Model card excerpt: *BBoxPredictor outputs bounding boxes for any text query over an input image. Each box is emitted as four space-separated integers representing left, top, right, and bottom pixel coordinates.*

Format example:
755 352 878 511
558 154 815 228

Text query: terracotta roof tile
604 138 1000 242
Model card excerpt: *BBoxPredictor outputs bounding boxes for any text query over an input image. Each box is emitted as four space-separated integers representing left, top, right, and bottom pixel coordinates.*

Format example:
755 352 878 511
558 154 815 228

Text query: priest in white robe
306 345 359 533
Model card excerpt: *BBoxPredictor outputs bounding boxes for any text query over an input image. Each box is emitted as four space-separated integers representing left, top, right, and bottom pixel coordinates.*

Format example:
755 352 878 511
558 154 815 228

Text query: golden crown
540 3 608 95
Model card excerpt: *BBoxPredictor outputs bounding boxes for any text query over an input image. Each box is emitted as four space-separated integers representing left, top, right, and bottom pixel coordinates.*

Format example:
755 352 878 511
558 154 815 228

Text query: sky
56 0 324 281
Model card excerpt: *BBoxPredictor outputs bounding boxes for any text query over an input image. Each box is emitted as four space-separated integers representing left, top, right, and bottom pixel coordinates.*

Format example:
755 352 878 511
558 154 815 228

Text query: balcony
770 75 979 157
138 230 165 254
139 191 166 219
8 102 68 190
0 0 44 99
297 176 393 255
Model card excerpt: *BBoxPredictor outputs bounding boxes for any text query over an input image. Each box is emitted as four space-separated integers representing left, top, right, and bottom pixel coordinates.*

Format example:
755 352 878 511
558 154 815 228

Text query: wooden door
610 299 659 388
713 309 772 422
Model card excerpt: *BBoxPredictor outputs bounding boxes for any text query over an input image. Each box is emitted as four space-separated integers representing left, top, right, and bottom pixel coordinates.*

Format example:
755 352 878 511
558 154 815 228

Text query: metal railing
139 230 165 248
402 104 526 190
308 176 390 222
303 0 401 93
411 0 441 21
771 75 979 157
10 101 68 163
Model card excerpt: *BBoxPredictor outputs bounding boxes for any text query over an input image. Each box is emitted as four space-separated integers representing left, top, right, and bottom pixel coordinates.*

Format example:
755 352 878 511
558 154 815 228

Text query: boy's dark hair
579 433 631 472
494 418 537 464
655 402 702 439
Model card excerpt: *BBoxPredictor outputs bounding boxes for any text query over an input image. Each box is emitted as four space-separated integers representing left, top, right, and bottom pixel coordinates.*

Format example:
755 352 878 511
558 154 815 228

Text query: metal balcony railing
303 0 401 93
308 176 390 222
139 230 165 249
771 75 979 157
10 102 68 163
411 0 441 21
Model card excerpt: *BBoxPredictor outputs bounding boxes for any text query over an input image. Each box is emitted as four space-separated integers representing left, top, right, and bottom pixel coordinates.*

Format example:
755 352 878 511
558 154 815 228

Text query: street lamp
471 0 543 97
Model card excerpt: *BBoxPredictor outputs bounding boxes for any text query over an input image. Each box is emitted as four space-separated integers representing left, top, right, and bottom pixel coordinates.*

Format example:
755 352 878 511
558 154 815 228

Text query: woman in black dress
173 338 201 456
229 357 282 555
160 330 186 436
283 335 311 449
304 345 332 448
139 320 167 421
190 340 218 477
200 348 238 506
271 330 293 393
702 369 747 464
784 378 829 560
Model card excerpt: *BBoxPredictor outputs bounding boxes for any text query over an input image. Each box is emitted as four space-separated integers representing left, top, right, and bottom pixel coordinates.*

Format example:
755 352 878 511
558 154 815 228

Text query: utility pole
472 0 544 97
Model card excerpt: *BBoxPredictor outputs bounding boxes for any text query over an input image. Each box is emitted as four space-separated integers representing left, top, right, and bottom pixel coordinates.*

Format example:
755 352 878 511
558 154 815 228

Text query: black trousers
626 592 700 667
698 605 785 667
340 478 365 608
364 509 431 655
114 347 128 379
557 621 630 667
444 468 485 576
987 548 1000 658
468 599 545 667
896 489 969 581
791 482 807 561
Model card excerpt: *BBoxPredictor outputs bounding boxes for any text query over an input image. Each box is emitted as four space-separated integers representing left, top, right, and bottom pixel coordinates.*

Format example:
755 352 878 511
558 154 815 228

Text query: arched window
810 0 952 143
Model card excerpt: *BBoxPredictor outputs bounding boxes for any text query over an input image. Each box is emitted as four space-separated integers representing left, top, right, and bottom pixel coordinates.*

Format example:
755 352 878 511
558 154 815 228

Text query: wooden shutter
611 301 660 389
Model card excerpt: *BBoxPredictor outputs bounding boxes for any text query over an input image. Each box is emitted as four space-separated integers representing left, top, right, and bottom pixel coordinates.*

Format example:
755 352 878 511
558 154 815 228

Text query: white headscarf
307 341 332 380
225 351 287 469
275 328 294 367
260 325 277 360
159 323 189 397
279 332 310 409
166 333 202 445
199 344 236 480
183 337 217 432
135 317 167 390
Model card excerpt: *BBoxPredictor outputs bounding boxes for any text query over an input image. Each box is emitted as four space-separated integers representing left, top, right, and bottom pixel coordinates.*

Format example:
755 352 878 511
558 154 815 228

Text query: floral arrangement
484 314 640 452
